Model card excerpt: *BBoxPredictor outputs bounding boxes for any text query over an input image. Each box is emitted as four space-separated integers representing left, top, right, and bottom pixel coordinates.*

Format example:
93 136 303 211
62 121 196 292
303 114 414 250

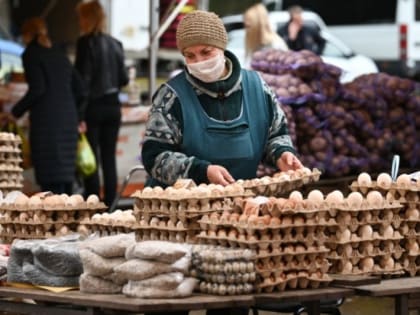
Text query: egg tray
0 146 21 153
328 241 404 258
198 271 257 285
0 209 103 224
196 248 256 263
351 181 420 194
198 260 255 274
135 229 198 244
198 281 254 295
0 202 107 212
81 219 137 229
0 218 82 225
0 163 22 171
82 223 135 236
328 247 405 262
256 273 331 293
326 231 404 245
134 198 236 215
239 168 321 197
330 262 405 276
0 173 23 181
333 215 401 228
199 216 334 233
332 201 403 213
0 184 23 191
256 258 330 276
0 225 78 240
402 227 420 239
132 186 253 202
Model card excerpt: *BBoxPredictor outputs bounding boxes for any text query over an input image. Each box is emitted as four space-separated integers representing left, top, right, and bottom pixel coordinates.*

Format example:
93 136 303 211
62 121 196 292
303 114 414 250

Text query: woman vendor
142 10 303 188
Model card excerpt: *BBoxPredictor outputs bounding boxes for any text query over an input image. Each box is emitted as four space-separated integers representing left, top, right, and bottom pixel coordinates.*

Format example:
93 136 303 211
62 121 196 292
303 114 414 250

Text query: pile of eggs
345 172 420 276
0 132 24 193
193 247 256 295
0 191 105 242
197 190 332 292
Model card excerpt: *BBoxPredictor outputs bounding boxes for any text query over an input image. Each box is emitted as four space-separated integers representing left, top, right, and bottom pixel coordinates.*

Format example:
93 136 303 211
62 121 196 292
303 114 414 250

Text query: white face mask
186 52 226 83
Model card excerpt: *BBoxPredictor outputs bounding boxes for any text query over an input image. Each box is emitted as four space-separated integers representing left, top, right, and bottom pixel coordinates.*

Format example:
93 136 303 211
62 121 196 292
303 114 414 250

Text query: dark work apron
146 69 269 186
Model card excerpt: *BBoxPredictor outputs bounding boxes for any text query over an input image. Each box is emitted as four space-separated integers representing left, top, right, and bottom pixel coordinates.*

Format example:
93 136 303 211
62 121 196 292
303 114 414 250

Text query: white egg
357 172 372 186
325 190 344 205
396 174 411 188
346 192 363 209
366 190 384 207
307 189 324 204
377 173 392 189
289 191 303 202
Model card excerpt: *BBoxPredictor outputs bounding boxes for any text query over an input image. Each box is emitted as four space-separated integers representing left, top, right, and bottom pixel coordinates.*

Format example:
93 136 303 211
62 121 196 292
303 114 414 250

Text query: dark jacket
75 33 128 101
278 22 326 55
12 40 85 184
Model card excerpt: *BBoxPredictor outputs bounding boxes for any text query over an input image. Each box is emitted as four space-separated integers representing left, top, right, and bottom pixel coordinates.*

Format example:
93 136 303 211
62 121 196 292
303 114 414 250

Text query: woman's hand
207 165 235 186
276 152 303 171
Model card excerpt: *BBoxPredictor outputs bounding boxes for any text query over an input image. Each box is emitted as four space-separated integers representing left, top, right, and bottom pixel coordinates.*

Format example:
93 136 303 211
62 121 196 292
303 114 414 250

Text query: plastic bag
76 133 96 177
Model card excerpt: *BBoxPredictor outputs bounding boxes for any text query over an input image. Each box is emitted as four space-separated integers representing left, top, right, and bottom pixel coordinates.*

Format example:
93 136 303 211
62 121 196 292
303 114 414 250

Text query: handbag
76 133 97 177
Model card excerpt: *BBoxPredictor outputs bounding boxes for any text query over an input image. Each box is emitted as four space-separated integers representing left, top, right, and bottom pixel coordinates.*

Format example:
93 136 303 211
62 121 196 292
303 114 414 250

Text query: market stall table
0 285 356 315
0 286 254 315
254 287 354 315
344 276 420 315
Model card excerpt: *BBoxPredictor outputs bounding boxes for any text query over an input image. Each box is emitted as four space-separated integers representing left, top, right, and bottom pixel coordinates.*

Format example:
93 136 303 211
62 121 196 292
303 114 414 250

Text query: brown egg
270 217 281 226
86 194 100 205
381 225 394 238
28 195 42 208
359 257 374 272
406 208 420 220
358 225 373 239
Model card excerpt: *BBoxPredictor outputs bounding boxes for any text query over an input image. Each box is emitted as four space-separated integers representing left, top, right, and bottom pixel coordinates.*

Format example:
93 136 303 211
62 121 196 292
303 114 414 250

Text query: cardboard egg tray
0 173 23 181
238 168 321 197
256 256 330 276
132 183 253 201
403 255 420 276
0 164 22 171
135 228 198 244
255 273 331 293
0 132 22 142
199 272 257 285
81 223 135 236
330 258 405 276
351 180 420 195
134 216 200 231
0 222 79 241
198 281 254 295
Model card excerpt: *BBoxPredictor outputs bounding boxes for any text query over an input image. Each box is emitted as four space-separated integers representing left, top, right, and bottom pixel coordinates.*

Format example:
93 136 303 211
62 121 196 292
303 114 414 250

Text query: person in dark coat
11 17 85 194
278 5 326 55
75 1 128 207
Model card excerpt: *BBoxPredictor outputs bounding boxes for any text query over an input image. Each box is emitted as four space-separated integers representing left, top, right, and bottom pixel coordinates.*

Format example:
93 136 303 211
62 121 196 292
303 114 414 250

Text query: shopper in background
278 5 326 55
11 17 85 194
75 0 128 207
244 3 288 67
142 10 302 190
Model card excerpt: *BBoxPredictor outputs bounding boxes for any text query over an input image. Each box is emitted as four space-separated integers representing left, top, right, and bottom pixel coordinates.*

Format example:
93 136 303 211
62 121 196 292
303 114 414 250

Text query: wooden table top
0 286 254 312
352 277 420 297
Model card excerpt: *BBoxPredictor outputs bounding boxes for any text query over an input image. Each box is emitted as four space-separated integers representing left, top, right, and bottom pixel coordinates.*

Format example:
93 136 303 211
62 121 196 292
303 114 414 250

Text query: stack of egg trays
197 199 332 292
351 181 420 276
132 189 253 244
238 168 321 197
0 133 23 193
326 197 405 276
387 187 420 276
193 246 257 295
0 201 106 243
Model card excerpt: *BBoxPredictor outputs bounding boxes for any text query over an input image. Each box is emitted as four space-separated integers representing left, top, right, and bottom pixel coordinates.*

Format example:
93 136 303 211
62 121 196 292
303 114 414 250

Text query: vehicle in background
224 11 378 83
0 25 24 81
268 0 420 78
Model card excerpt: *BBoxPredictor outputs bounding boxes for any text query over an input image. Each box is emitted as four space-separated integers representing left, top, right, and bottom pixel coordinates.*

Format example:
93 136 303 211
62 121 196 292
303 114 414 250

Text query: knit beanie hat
176 10 228 52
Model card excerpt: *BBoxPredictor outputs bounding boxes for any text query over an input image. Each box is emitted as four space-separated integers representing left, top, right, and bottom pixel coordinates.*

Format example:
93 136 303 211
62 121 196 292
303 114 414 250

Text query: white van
269 0 420 78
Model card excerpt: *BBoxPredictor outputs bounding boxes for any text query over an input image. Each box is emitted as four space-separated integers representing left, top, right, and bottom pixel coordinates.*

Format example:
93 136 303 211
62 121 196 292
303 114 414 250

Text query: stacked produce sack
79 238 197 298
252 49 420 177
7 235 83 287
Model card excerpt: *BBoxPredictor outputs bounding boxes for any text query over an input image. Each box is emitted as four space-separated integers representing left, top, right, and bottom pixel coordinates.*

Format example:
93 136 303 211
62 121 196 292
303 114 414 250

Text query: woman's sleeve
71 68 87 121
141 84 211 185
12 51 46 118
260 78 296 166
